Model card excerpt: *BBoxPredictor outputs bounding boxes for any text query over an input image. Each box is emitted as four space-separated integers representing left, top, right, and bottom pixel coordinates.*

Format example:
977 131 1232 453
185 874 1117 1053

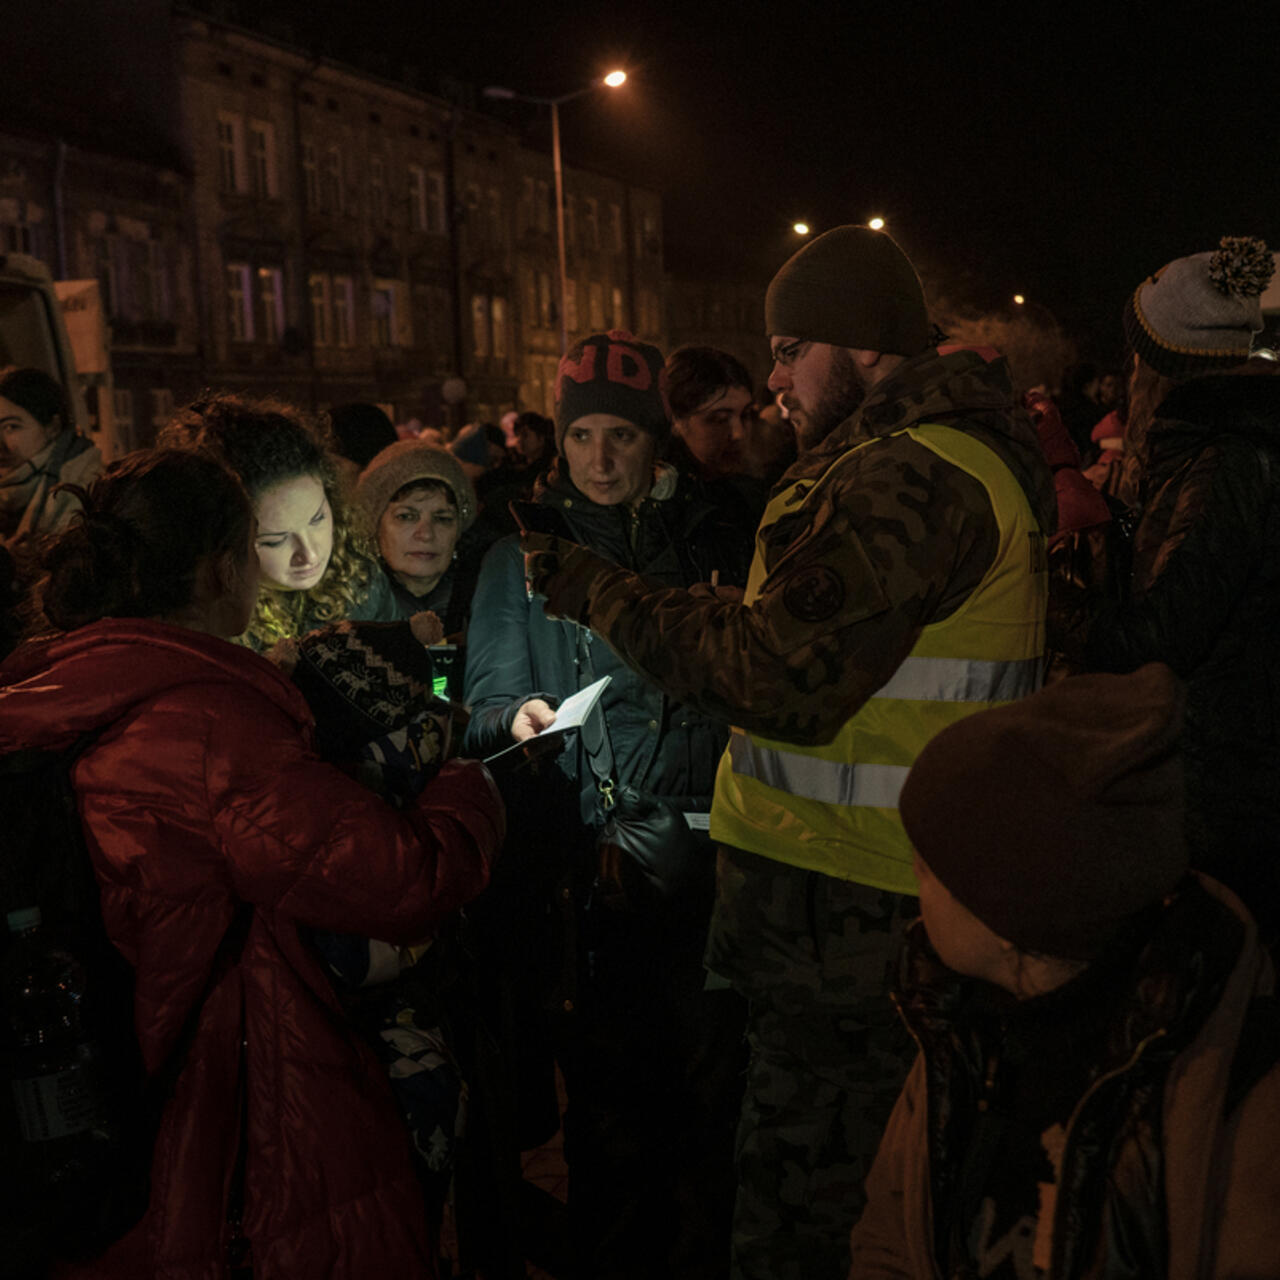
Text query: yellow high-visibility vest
710 422 1047 894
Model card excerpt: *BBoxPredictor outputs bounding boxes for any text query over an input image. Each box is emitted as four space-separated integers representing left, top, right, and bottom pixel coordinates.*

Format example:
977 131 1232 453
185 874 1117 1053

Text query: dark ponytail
41 450 253 631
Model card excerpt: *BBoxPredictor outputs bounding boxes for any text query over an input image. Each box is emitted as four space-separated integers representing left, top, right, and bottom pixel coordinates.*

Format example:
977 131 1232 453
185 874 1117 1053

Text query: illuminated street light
868 216 886 231
484 71 628 353
1013 294 1026 305
793 222 810 235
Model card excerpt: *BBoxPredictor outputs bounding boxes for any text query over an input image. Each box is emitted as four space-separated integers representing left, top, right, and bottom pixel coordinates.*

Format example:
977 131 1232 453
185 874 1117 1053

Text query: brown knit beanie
554 330 670 452
1123 236 1274 377
764 225 930 356
900 664 1188 958
356 440 477 532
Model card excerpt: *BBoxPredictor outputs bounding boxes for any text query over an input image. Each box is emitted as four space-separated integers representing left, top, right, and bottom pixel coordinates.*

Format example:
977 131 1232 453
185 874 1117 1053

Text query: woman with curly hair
159 393 393 649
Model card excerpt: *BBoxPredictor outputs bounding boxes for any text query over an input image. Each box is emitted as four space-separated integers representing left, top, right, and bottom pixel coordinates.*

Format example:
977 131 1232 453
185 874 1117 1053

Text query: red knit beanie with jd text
553 330 670 451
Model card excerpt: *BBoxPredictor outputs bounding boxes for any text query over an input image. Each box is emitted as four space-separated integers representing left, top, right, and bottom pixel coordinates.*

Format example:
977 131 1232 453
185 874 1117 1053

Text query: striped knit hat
1123 236 1274 377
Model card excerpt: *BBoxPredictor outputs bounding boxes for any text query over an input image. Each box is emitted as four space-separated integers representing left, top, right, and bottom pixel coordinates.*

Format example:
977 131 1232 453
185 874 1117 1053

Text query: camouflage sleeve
535 438 998 745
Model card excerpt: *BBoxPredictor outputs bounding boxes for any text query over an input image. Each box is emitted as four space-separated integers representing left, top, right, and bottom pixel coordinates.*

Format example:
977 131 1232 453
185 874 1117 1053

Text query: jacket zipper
1047 1026 1168 1278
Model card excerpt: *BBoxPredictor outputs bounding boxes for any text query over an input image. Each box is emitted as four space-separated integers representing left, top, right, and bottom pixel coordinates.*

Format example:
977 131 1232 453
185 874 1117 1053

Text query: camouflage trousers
705 845 917 1280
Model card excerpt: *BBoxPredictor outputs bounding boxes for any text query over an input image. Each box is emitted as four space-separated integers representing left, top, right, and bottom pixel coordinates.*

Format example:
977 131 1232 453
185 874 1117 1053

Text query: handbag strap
576 631 618 812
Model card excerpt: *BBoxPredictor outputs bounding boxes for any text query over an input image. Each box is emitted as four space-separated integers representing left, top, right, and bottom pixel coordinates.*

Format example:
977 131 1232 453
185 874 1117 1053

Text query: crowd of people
0 225 1277 1280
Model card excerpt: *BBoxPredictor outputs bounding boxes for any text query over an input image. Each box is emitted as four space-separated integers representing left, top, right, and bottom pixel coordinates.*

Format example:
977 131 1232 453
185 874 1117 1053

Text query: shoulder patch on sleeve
781 564 846 623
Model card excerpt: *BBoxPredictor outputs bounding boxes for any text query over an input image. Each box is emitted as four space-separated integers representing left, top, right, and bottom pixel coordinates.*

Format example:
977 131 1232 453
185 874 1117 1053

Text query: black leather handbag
579 702 709 904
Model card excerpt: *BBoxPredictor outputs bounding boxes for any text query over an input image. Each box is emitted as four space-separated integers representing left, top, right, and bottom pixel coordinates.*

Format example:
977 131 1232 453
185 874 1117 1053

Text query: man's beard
791 349 867 451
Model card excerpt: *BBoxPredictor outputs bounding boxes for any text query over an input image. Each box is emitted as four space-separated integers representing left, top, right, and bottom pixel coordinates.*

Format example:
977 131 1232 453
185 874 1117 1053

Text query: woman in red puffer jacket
0 448 504 1280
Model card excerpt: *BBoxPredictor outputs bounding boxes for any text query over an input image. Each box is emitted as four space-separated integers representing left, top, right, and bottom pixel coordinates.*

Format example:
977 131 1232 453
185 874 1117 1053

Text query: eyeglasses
770 338 809 367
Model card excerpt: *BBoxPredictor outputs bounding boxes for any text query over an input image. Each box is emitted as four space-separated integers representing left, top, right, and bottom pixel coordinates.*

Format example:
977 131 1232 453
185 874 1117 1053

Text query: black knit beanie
900 664 1188 959
554 330 670 451
764 226 930 356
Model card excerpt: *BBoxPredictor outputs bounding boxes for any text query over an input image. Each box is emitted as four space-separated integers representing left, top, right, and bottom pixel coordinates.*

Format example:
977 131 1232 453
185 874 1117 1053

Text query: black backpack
0 735 249 1275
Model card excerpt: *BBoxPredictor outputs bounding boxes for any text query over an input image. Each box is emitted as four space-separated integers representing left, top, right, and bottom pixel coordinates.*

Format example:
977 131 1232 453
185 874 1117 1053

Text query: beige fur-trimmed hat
356 439 477 532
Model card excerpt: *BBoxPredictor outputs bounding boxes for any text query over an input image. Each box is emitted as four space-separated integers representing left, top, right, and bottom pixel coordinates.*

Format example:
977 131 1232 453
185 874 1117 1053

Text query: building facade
0 9 668 447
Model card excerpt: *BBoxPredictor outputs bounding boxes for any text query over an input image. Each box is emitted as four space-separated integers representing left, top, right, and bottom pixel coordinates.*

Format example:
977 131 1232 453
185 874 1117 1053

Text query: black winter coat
462 463 751 825
1085 374 1280 942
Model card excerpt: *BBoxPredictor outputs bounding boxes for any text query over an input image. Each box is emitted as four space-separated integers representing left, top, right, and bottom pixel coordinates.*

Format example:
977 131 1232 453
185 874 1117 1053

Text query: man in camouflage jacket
526 227 1055 1279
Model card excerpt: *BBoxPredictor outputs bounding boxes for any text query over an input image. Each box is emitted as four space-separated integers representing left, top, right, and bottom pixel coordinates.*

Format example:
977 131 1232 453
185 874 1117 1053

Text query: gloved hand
357 709 451 801
521 531 623 625
419 757 507 856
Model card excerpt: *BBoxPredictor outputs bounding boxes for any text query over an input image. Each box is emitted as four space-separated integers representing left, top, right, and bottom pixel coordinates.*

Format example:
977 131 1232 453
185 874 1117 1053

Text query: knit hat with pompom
1124 236 1275 376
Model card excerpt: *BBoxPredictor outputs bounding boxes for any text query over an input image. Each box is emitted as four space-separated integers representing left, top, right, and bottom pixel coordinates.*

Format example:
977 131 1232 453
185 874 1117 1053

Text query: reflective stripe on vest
873 654 1042 704
729 731 909 809
710 421 1047 894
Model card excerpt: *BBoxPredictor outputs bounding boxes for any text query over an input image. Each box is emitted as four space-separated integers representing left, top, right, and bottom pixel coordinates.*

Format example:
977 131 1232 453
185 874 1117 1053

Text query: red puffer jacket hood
0 616 312 752
2 619 503 1280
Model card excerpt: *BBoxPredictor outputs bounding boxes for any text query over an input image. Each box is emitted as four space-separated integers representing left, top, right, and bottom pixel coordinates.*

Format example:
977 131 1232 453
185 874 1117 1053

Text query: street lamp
793 221 810 236
1013 294 1026 305
484 71 628 354
868 216 886 231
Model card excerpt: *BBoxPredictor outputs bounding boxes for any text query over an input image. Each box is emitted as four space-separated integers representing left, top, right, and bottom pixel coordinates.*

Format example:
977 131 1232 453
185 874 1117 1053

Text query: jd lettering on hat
554 330 670 450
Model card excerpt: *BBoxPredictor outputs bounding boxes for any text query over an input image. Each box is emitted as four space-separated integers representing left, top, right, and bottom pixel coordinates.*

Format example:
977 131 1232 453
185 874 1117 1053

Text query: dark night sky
6 0 1280 362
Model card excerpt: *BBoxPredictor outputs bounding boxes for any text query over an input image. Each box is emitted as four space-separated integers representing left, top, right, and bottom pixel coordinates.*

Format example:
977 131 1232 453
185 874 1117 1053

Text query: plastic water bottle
1 907 106 1153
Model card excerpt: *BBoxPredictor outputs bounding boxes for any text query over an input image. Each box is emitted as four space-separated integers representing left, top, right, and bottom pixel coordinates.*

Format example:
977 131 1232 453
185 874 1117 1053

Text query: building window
332 276 355 347
471 293 490 357
370 155 388 224
112 388 135 449
609 203 623 253
216 113 245 193
536 180 550 233
611 285 625 329
132 238 171 323
257 267 284 344
426 171 447 235
309 272 331 346
226 262 253 341
247 120 278 198
636 210 658 257
491 296 507 361
589 281 605 331
521 267 537 331
584 197 599 253
407 164 427 231
519 176 535 236
487 187 503 248
321 145 344 213
543 356 558 416
1 215 41 257
537 271 552 329
425 284 453 361
564 278 578 334
94 236 121 317
301 140 319 210
373 279 409 346
150 388 174 433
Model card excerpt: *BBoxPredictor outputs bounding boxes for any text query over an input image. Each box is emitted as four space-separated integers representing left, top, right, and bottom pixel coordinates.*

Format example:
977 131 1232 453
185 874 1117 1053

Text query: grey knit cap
1124 236 1274 377
764 226 930 356
356 440 477 532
